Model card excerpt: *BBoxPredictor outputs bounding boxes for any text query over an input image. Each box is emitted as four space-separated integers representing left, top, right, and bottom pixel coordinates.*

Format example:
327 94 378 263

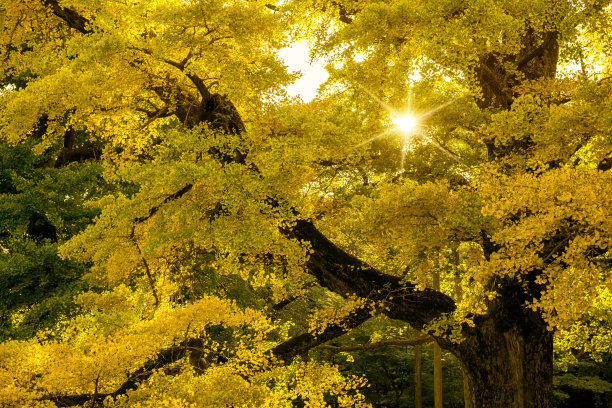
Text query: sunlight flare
392 113 418 134
337 80 469 171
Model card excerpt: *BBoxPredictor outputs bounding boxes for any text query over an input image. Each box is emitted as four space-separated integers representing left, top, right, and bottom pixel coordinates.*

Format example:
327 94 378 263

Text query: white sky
278 40 329 101
278 42 421 101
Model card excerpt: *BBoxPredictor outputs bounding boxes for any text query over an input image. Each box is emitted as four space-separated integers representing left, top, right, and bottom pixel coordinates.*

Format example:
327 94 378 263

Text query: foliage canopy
1 0 612 407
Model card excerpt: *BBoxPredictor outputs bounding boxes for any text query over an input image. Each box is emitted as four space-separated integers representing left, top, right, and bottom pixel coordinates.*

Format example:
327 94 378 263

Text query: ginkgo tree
1 0 612 407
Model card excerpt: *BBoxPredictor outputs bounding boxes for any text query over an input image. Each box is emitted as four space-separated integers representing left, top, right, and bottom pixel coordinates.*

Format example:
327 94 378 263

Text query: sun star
392 113 418 134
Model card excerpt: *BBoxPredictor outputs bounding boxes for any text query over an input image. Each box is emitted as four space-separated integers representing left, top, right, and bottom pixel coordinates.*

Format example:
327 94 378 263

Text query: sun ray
336 81 471 173
417 96 463 120
354 82 399 115
339 129 394 156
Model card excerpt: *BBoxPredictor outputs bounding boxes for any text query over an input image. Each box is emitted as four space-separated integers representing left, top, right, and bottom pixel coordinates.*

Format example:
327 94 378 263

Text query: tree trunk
452 250 470 408
414 344 422 408
452 308 553 408
432 272 443 408
433 343 443 408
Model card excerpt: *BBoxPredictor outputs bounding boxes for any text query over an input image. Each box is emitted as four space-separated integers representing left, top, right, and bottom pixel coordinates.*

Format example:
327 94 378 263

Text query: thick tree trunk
452 308 553 408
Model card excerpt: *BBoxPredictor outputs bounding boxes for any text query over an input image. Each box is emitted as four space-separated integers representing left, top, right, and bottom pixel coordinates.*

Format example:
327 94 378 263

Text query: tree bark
432 272 443 408
414 344 422 408
452 303 554 408
446 26 558 408
433 344 443 407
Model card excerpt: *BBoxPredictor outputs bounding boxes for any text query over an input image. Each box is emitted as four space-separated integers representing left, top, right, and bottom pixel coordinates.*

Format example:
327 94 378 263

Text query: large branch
47 338 205 407
133 184 194 224
45 308 372 406
271 306 373 362
45 1 245 141
44 0 92 34
288 219 455 329
43 298 441 406
44 0 456 336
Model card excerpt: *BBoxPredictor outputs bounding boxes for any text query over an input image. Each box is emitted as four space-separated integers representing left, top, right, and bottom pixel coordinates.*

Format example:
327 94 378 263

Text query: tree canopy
1 0 612 407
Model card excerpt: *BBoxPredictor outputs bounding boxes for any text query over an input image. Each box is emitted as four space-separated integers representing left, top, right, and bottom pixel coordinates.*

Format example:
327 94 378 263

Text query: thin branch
2 15 23 63
130 226 160 310
427 133 472 169
578 46 587 77
541 235 571 264
265 4 280 12
318 335 433 354
271 306 373 362
130 47 213 102
138 106 169 129
356 165 369 186
271 281 318 311
133 184 194 224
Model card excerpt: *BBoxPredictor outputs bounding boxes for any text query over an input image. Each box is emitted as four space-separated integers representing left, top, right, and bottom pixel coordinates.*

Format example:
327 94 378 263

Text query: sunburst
392 113 419 134
344 83 467 170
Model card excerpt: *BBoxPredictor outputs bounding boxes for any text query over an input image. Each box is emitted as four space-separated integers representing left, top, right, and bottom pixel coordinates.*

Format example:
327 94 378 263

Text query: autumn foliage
1 0 612 407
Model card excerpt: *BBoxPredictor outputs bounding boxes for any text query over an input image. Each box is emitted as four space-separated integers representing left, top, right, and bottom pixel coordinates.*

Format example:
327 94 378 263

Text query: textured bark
451 295 554 408
318 335 431 353
444 25 560 408
476 30 558 112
